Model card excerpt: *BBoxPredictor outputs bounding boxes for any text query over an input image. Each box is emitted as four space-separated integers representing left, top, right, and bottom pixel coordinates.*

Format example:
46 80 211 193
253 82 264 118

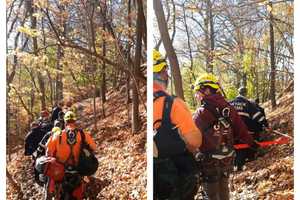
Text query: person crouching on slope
153 49 202 200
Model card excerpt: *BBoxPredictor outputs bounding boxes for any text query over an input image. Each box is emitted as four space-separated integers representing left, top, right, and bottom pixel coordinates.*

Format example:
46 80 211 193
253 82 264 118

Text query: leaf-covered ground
7 89 147 200
230 87 294 200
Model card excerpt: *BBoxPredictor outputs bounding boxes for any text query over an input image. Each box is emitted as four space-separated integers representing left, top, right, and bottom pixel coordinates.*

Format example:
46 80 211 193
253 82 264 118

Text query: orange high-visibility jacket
153 82 201 148
46 123 96 165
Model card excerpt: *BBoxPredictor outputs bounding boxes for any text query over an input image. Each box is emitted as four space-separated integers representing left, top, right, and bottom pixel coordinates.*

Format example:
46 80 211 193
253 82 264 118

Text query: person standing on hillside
51 101 64 124
39 110 53 135
25 121 46 156
192 74 257 200
45 111 97 199
153 49 202 200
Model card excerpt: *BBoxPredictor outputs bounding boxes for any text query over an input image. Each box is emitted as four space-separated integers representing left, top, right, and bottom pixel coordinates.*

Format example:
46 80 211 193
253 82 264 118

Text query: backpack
200 100 235 160
77 130 99 176
153 91 199 199
153 91 186 158
59 129 98 176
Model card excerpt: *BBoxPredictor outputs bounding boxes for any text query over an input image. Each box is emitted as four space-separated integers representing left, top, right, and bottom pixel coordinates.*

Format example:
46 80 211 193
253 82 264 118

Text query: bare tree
154 0 185 99
269 2 276 108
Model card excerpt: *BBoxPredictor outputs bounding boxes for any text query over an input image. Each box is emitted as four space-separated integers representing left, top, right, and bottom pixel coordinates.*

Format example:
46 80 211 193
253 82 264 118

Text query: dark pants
154 156 199 200
235 147 257 170
202 176 229 200
200 159 232 200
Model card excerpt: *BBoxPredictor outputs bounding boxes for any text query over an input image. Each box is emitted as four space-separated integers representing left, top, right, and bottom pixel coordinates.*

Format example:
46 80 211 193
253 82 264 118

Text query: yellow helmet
193 73 220 92
153 49 167 73
52 127 61 133
64 111 76 122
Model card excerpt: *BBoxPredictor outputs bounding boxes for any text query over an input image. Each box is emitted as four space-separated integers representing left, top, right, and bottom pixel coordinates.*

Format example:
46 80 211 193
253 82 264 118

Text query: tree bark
56 45 64 102
132 0 144 133
182 4 195 107
154 0 184 100
28 0 46 110
205 0 214 73
269 2 276 109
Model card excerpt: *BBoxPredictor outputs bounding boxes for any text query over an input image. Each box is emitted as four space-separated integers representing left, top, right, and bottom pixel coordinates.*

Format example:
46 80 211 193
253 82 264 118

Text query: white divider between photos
0 1 6 199
294 1 299 199
147 0 154 199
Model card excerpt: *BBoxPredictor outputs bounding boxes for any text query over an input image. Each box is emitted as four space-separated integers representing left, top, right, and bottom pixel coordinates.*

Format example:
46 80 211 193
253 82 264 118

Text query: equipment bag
153 91 186 158
77 130 98 176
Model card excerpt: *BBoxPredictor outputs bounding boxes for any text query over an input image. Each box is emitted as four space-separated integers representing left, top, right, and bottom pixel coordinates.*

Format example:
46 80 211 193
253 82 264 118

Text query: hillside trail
6 90 147 200
195 83 294 200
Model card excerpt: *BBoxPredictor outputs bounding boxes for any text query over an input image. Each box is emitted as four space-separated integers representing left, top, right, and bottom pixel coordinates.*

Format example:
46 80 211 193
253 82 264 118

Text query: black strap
153 90 167 102
153 91 175 126
162 95 174 125
79 129 85 144
59 128 84 166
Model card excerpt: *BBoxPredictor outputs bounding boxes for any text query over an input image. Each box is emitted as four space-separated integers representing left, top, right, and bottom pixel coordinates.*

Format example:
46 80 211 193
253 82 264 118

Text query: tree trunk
55 4 66 103
101 3 107 104
183 4 195 107
208 0 214 73
132 0 144 134
56 45 64 102
154 0 184 100
269 2 276 109
28 0 46 110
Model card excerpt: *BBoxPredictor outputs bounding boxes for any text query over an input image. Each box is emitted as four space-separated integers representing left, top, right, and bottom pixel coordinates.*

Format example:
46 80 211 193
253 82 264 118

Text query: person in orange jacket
153 49 202 200
46 111 96 199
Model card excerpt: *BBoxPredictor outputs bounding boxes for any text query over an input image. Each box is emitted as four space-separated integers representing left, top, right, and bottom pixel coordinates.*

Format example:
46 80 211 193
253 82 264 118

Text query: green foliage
181 58 206 110
224 85 238 101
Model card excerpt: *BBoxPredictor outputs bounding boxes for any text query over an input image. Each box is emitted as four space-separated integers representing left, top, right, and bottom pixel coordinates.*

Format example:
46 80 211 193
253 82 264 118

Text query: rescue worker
153 49 202 200
35 125 62 187
53 111 65 130
46 111 96 199
51 101 64 123
37 121 63 158
25 121 46 156
231 87 266 138
39 110 53 134
230 87 265 169
192 74 257 200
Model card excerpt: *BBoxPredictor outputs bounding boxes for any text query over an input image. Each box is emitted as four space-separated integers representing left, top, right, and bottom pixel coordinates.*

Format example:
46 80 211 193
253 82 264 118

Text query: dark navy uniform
39 120 53 134
252 101 269 130
230 95 266 137
230 95 264 170
25 126 46 156
51 106 63 123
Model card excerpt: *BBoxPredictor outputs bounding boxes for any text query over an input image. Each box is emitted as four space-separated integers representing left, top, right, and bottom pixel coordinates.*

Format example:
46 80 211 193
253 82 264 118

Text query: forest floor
230 85 294 199
6 83 294 200
194 83 294 200
6 89 147 200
